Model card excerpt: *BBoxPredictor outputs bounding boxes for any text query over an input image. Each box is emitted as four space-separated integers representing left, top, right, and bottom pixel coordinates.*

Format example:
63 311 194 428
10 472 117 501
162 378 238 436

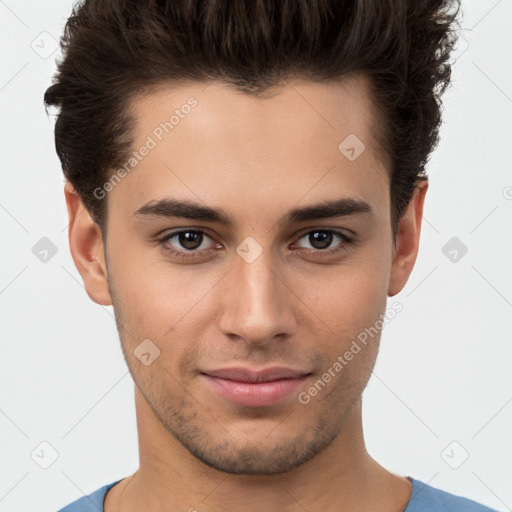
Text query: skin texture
65 76 428 512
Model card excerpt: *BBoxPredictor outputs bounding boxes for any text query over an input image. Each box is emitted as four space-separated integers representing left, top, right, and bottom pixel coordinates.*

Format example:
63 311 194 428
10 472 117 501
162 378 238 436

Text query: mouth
200 366 312 407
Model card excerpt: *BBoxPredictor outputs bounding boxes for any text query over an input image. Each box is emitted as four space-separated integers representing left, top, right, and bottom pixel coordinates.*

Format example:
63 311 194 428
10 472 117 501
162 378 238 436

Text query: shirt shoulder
56 477 498 511
405 478 498 512
56 480 121 512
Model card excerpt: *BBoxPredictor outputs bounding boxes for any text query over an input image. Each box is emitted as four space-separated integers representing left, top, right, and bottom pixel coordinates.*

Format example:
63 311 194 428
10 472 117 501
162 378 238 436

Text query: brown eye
308 231 333 250
295 229 353 252
177 231 204 250
159 229 219 259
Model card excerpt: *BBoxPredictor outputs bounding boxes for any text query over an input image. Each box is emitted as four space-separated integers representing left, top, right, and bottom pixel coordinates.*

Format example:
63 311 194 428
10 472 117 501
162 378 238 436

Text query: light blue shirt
57 477 498 511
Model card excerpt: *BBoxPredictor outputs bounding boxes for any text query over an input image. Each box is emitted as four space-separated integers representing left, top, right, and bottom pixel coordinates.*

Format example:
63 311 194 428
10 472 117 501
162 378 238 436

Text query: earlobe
64 181 112 306
387 179 428 297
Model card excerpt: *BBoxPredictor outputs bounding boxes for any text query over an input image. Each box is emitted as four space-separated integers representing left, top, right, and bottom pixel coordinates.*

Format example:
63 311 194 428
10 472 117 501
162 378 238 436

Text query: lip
201 366 311 407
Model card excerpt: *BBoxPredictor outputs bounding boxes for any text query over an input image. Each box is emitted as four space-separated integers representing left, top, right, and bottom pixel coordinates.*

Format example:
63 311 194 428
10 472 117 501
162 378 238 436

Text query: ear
388 179 428 297
64 181 112 306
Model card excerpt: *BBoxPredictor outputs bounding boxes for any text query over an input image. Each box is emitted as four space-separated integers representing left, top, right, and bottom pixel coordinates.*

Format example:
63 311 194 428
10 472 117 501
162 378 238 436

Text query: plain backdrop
1 1 511 511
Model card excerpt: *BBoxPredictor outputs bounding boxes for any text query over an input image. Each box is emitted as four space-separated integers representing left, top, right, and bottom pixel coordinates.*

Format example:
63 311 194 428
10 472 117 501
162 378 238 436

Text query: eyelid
158 226 355 261
291 228 354 251
159 226 352 245
292 225 356 239
159 228 219 249
157 228 220 261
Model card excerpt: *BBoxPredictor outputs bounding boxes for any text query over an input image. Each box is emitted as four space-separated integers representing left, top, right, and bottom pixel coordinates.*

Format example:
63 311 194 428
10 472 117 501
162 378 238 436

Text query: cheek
108 235 202 327
108 245 224 372
298 254 390 340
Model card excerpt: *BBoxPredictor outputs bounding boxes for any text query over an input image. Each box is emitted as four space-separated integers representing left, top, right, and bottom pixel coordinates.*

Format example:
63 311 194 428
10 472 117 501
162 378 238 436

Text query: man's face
103 77 396 474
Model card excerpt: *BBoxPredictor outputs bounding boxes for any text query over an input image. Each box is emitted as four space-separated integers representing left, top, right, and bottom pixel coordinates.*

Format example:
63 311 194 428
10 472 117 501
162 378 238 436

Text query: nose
218 245 297 347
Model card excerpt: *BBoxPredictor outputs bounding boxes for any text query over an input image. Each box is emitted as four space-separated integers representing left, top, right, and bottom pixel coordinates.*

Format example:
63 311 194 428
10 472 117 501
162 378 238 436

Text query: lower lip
202 374 309 407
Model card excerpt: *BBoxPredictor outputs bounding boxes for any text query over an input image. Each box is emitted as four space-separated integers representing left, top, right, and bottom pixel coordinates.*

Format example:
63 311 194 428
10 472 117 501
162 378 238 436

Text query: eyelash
157 228 355 261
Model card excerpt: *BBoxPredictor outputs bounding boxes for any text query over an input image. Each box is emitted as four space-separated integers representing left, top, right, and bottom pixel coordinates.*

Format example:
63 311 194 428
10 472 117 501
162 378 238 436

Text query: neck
105 387 412 512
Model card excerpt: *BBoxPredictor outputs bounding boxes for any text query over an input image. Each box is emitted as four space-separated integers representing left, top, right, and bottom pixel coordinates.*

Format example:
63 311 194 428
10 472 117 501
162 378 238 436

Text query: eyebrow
134 196 373 226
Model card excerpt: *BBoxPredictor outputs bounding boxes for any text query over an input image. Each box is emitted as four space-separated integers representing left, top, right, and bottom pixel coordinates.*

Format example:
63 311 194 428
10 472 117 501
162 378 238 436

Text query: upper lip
202 366 310 383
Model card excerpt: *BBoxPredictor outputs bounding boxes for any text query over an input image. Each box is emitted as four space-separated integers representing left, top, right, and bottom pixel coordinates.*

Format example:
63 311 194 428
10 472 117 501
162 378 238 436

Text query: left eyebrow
133 196 374 225
286 197 373 223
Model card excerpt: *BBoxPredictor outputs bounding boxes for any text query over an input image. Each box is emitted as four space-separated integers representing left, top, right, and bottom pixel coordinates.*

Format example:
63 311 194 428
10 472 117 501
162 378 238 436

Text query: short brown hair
44 0 461 237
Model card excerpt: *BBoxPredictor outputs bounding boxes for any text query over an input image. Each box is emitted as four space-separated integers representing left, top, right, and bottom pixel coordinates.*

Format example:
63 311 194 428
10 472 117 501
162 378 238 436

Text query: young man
45 0 496 511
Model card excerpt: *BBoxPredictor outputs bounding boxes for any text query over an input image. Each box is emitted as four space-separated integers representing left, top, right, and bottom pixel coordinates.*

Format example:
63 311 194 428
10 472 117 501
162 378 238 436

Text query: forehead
110 76 390 222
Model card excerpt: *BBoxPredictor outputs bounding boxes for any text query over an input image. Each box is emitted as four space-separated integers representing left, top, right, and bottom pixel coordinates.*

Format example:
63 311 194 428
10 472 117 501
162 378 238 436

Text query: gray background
1 1 511 510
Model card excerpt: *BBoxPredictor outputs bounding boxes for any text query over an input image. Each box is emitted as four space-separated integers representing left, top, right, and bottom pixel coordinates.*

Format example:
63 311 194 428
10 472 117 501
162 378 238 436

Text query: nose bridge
218 243 294 345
